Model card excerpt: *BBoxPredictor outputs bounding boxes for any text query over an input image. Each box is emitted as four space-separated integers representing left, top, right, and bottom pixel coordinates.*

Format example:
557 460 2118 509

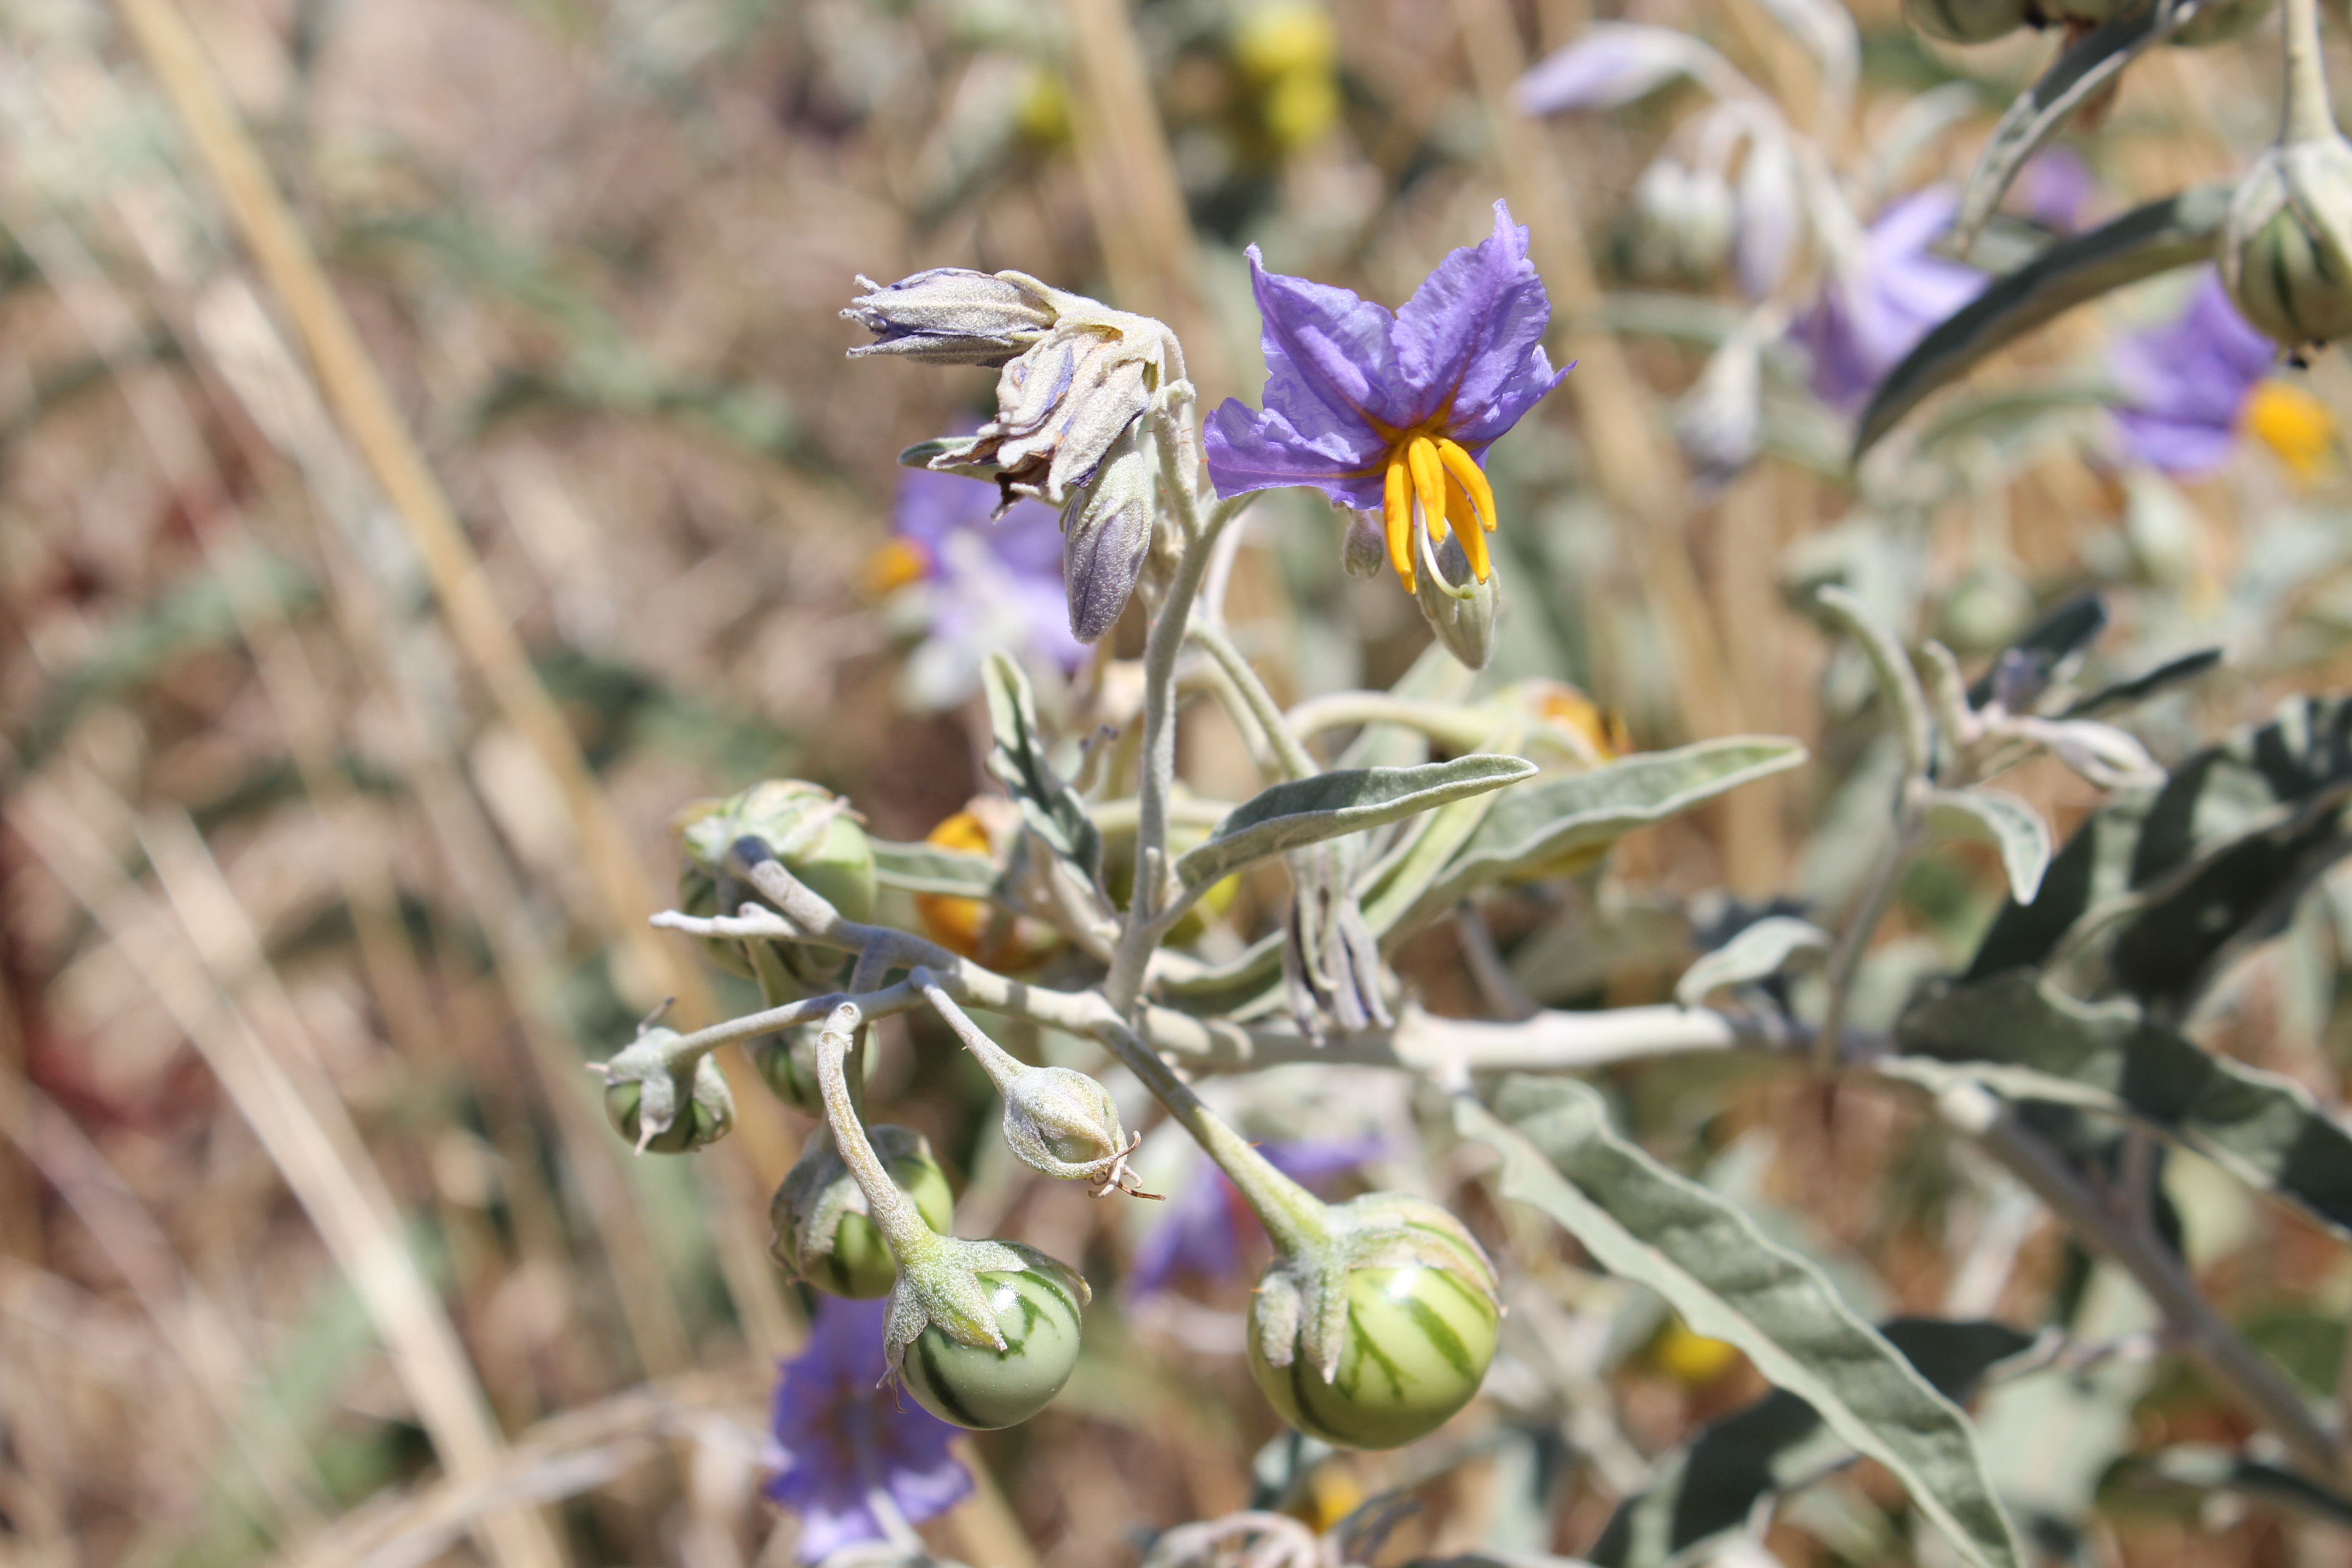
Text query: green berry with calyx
1247 1193 1501 1450
752 1020 872 1116
885 1238 1090 1430
770 1125 956 1298
594 1031 735 1156
673 780 876 986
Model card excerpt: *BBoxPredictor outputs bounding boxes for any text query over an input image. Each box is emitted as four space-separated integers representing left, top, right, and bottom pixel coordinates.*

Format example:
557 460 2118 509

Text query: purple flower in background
878 458 1085 709
764 1296 971 1561
1792 188 1984 412
2012 148 2096 234
1126 1139 1384 1298
1204 200 1569 595
2110 271 2281 476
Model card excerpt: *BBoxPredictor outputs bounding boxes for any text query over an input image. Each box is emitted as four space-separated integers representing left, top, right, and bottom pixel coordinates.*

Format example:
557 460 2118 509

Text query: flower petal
1245 245 1416 436
1514 24 1719 114
1203 397 1388 508
1395 202 1566 438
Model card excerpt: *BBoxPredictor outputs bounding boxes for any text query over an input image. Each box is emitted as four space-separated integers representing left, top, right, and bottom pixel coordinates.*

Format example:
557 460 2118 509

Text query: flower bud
1061 421 1158 643
594 1029 735 1155
675 780 876 990
1904 0 2030 44
842 269 1059 366
771 1125 956 1298
2222 138 2352 349
885 1237 1091 1430
999 1065 1152 1197
1412 532 1500 672
1247 1194 1500 1450
1631 158 1733 283
1341 510 1388 579
922 293 1177 521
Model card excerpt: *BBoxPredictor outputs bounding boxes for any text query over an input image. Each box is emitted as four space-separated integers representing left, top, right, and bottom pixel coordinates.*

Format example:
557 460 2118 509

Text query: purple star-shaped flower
882 450 1085 708
1791 188 1984 413
2110 270 2279 476
1203 200 1570 594
1126 1138 1384 1298
763 1296 971 1561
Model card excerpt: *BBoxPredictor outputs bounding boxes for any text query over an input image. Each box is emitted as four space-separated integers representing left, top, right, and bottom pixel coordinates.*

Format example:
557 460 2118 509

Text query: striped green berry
1248 1261 1498 1450
899 1265 1085 1430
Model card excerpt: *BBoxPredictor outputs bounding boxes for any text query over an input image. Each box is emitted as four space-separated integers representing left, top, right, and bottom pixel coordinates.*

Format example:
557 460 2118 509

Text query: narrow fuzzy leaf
868 840 1001 897
1461 1080 2024 1568
1175 755 1537 889
981 652 1102 879
1674 915 1832 1008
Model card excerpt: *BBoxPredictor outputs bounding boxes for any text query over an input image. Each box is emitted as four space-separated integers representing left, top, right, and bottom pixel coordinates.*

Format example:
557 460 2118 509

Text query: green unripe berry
898 1258 1086 1430
673 780 877 985
752 1022 872 1116
1246 1260 1499 1450
2224 139 2352 348
603 1077 729 1155
771 1126 956 1298
1904 0 2030 44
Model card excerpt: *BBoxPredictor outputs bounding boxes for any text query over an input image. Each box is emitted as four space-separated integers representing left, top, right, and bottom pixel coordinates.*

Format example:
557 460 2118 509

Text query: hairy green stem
1190 621 1319 781
814 1000 943 1264
1812 779 1927 1073
2283 0 2337 145
1284 691 1503 754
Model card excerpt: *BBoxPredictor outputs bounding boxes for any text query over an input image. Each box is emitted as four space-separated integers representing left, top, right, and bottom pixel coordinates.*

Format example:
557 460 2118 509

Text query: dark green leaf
1895 972 2352 1239
1854 186 2232 461
1592 1319 2033 1568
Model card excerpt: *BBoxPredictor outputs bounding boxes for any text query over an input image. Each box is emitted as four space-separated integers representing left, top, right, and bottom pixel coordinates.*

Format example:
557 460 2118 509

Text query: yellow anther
1435 438 1496 536
865 538 929 595
1383 449 1416 593
2244 379 2336 482
1406 434 1447 552
1443 474 1492 582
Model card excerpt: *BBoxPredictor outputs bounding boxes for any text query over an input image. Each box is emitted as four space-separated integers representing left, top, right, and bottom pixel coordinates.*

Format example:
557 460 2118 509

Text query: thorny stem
1811 778 1928 1073
813 1000 942 1265
2283 0 2337 146
1189 620 1320 782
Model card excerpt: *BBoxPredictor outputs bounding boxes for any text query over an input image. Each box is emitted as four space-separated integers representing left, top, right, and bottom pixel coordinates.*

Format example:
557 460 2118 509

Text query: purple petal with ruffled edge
1203 398 1390 508
764 1298 971 1563
1250 250 1416 439
2110 270 2277 475
1394 201 1567 435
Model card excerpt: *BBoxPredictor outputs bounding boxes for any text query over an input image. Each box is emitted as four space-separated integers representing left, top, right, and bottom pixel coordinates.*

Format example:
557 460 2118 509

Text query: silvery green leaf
1950 0 2215 249
981 652 1102 880
1928 788 2053 904
1591 1318 2032 1568
1813 586 1931 777
1674 915 1832 1008
1156 930 1287 1018
869 839 1001 897
1462 1080 2025 1568
1893 972 2352 1239
1854 185 2233 459
1360 781 1517 937
1174 755 1537 890
1391 740 1808 937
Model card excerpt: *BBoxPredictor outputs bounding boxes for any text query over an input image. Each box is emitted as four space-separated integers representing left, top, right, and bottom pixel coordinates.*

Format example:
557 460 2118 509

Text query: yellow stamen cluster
2243 379 2337 482
1380 434 1495 593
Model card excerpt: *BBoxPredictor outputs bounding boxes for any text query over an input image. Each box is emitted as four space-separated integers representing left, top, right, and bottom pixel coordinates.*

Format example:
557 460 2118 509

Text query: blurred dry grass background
9 0 2352 1564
